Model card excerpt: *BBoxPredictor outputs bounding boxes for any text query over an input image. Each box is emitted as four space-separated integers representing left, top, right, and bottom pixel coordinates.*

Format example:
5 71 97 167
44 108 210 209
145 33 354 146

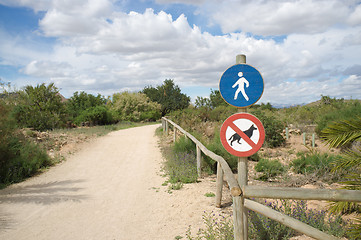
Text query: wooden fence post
215 162 224 208
285 127 289 140
303 132 306 145
174 127 177 142
165 120 169 135
196 146 202 178
233 196 245 240
236 54 248 239
312 133 315 148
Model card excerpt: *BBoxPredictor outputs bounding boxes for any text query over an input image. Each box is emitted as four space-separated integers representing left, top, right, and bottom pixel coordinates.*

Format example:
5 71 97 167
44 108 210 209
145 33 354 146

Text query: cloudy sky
0 0 360 106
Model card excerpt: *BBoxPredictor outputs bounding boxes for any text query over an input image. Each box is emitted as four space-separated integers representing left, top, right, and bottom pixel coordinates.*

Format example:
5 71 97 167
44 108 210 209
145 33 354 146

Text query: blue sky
0 0 361 106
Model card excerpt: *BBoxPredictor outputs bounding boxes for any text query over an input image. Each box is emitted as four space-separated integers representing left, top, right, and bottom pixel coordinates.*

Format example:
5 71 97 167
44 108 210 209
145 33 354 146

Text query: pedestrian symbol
232 72 249 101
219 64 264 108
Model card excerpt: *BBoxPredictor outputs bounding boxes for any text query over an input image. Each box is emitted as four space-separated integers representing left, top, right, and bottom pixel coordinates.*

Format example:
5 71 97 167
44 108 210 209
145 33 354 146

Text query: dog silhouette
229 124 257 146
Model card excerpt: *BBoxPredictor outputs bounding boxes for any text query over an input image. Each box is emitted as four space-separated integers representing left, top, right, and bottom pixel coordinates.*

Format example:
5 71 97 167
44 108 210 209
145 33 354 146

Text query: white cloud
347 4 361 26
208 0 352 36
1 0 360 105
22 60 72 78
39 0 112 37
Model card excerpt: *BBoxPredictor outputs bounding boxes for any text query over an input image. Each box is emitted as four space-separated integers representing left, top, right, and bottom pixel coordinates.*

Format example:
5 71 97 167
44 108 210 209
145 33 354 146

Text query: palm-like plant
321 117 361 239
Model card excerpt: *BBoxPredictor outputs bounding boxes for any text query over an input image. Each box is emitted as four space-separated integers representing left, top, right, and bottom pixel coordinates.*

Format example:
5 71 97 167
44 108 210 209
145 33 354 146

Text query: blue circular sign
219 64 264 108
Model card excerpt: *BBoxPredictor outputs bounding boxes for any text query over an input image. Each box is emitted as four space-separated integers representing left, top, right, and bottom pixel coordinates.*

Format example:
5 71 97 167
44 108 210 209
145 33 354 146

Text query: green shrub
186 200 348 239
251 109 286 148
66 91 107 118
205 131 238 173
0 101 51 186
75 105 113 125
249 200 348 239
291 152 340 179
255 158 285 181
316 100 361 135
110 91 161 122
164 151 198 184
209 105 237 122
173 136 196 154
0 137 51 184
186 211 233 240
12 83 66 131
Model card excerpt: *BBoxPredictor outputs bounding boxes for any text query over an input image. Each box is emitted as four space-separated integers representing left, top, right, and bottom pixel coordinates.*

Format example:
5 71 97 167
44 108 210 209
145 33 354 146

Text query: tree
66 91 112 125
67 91 107 119
321 117 361 238
142 79 190 116
209 89 227 108
13 83 66 131
194 96 211 108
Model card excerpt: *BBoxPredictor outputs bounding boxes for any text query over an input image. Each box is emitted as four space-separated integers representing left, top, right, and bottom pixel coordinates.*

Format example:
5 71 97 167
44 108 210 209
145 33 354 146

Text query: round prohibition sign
220 113 265 157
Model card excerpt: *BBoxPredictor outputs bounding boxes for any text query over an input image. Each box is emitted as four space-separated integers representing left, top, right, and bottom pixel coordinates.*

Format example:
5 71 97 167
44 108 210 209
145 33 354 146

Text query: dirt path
0 125 222 240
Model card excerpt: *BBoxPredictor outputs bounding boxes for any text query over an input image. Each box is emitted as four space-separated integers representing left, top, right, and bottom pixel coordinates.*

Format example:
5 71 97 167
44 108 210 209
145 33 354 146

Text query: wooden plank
244 199 339 240
243 186 361 202
163 117 242 197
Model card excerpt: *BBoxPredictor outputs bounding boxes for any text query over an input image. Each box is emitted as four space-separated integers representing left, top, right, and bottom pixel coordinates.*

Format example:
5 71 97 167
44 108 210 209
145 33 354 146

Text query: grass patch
204 192 215 197
164 151 198 185
290 151 343 183
255 158 285 181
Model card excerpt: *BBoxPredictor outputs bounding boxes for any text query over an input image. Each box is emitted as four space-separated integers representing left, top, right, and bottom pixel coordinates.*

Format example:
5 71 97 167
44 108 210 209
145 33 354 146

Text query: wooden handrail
244 186 361 202
162 117 361 240
162 117 242 197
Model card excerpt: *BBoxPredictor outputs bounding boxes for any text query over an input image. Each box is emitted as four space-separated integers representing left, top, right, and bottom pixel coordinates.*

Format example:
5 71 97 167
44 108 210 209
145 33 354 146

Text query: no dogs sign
220 113 265 157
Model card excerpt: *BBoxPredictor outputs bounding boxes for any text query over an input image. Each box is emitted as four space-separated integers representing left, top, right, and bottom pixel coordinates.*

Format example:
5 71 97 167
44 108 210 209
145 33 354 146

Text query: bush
186 200 348 239
249 200 348 239
0 137 51 184
0 101 51 186
186 211 233 240
160 135 198 186
164 151 198 184
74 105 113 125
173 135 196 154
255 158 285 181
316 100 361 135
251 109 286 148
291 151 339 178
12 83 66 131
205 131 238 173
67 91 107 120
110 91 161 122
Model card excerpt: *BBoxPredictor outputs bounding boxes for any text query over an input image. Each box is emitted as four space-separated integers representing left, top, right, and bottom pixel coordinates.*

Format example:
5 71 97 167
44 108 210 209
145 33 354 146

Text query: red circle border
220 113 265 157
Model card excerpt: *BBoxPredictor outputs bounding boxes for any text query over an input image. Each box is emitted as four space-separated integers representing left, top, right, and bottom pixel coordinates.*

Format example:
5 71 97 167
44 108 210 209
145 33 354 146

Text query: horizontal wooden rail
244 186 361 202
244 199 338 240
162 117 360 240
162 117 242 197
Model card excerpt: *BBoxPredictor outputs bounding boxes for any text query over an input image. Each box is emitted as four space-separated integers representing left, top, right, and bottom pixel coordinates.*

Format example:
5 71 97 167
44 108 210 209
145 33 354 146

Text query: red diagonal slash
228 121 257 148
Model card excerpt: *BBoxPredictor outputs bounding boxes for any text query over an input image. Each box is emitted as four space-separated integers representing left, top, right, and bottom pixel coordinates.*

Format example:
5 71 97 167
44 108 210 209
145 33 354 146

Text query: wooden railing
161 117 361 240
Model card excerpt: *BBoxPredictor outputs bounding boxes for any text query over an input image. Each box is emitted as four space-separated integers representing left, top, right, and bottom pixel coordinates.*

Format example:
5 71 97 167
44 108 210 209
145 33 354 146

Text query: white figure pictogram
232 72 249 101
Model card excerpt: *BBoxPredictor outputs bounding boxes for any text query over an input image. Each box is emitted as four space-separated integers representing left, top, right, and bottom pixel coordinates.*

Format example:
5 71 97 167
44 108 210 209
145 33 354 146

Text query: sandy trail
0 124 221 240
